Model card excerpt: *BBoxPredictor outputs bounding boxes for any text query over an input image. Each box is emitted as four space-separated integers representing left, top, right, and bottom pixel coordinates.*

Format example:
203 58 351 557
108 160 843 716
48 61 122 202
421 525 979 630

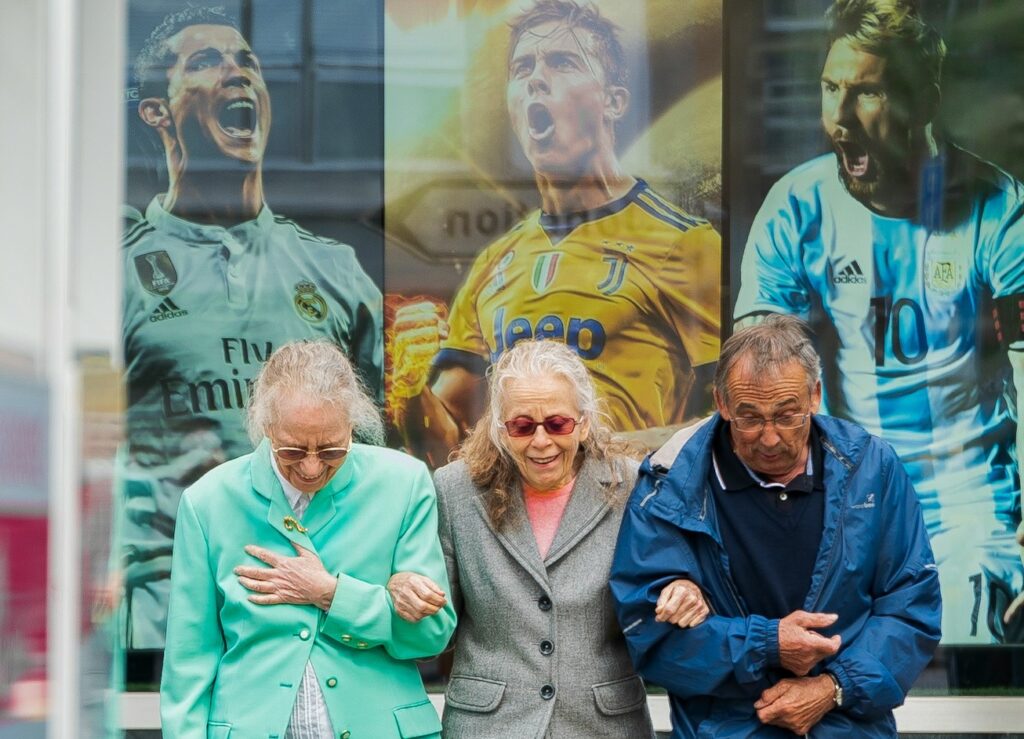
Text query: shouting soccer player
392 0 721 465
735 0 1024 642
121 7 383 649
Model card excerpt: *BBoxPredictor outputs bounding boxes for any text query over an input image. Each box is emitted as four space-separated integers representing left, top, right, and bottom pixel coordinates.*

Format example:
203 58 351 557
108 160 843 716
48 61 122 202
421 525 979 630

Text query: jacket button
340 732 351 739
298 628 311 641
537 595 552 611
326 677 337 688
539 639 553 655
540 684 555 700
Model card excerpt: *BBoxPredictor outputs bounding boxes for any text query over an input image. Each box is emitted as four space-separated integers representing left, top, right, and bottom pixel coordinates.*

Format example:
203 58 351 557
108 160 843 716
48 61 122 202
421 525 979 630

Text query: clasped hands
754 610 843 735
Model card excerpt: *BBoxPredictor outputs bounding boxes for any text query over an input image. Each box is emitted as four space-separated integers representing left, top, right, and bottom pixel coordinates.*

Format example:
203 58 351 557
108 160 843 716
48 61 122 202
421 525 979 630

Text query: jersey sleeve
435 246 496 370
655 222 722 368
734 180 814 323
349 265 385 404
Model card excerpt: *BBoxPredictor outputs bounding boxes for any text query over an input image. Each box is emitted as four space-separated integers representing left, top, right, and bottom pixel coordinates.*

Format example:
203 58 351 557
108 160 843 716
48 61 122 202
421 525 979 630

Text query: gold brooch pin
283 515 308 534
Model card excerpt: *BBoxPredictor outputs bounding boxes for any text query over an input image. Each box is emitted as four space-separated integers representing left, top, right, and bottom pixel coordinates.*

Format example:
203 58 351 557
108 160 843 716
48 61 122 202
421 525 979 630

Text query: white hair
246 340 383 446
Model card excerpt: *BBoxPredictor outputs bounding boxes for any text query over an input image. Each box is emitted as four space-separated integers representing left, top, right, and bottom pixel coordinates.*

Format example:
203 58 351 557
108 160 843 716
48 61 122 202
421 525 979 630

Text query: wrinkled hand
235 543 337 611
655 579 710 628
778 610 841 676
388 572 447 623
755 675 835 734
391 300 448 400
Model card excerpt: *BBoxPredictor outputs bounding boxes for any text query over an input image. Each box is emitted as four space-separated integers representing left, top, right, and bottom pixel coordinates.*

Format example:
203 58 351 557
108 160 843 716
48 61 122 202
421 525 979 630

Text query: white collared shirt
271 456 336 739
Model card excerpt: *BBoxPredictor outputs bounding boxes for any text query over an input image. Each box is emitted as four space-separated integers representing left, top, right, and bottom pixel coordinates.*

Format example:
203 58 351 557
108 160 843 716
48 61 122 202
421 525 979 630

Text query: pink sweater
523 478 576 558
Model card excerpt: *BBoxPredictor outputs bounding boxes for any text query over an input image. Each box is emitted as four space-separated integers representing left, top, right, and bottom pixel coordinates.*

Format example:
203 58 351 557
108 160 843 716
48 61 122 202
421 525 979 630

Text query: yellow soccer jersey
437 179 721 431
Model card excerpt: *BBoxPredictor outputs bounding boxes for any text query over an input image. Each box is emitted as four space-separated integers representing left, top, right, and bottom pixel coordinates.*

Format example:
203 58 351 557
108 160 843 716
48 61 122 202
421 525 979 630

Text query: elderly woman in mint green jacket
160 340 456 739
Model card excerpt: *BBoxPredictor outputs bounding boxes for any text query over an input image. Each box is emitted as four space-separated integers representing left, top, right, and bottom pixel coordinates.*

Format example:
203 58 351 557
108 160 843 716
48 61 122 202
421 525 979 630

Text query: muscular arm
402 366 486 468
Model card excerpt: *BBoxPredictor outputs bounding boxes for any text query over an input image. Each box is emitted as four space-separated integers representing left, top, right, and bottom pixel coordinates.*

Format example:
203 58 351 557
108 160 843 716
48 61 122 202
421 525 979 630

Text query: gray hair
486 339 603 449
246 340 384 446
715 315 821 403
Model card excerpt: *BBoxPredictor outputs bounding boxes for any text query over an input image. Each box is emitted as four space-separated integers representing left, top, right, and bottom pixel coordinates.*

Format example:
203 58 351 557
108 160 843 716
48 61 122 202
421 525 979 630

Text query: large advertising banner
120 1 385 654
383 0 725 468
727 0 1024 647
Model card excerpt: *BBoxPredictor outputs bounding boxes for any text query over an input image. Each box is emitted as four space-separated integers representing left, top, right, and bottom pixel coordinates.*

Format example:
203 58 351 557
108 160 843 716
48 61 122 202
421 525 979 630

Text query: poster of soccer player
384 0 724 467
120 1 385 661
729 0 1024 648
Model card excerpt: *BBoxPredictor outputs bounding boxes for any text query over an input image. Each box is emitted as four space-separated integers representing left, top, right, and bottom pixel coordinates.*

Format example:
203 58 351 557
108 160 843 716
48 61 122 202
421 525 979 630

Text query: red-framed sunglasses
503 415 578 438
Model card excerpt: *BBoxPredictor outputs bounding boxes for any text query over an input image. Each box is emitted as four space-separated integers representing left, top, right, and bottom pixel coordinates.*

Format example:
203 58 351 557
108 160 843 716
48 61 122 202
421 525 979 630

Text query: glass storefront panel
1 0 1021 735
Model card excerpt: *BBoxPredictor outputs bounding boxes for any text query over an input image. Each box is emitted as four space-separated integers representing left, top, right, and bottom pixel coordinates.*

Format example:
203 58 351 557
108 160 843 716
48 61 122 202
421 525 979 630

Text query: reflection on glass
119 4 384 670
731 0 1024 662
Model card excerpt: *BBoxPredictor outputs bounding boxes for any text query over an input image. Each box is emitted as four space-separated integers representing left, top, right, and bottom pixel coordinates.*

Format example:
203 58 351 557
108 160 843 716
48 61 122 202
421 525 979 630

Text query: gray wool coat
434 455 655 739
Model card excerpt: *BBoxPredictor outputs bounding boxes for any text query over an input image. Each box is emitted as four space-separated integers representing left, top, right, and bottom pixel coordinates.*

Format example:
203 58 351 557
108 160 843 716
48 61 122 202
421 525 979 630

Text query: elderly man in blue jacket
611 315 941 737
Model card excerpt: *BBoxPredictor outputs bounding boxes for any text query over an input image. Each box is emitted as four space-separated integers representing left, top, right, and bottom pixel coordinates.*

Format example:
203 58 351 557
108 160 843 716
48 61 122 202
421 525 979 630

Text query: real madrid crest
293 280 329 323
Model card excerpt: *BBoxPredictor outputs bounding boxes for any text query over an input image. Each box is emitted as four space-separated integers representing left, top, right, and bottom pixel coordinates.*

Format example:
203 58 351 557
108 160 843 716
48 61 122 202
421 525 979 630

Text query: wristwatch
825 671 844 707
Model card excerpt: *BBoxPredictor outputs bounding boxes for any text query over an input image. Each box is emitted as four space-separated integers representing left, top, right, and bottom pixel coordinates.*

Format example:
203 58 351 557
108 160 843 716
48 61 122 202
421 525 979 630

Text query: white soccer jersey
121 196 383 648
736 148 1024 642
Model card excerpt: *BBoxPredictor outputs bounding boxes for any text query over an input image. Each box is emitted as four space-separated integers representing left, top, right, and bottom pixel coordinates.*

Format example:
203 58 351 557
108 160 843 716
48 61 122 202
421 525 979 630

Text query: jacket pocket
445 675 506 713
393 699 442 738
206 721 231 739
592 675 647 716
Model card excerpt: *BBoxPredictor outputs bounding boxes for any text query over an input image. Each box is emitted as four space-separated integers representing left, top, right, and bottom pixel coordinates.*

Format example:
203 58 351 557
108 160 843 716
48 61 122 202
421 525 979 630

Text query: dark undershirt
709 421 825 619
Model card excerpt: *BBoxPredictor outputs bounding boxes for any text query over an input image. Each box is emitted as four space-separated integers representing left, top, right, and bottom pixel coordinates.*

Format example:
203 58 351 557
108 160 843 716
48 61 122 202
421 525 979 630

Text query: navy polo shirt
709 421 825 619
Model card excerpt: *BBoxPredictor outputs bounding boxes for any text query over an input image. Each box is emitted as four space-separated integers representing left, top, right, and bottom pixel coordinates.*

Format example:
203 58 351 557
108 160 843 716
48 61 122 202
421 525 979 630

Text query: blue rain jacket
610 414 941 737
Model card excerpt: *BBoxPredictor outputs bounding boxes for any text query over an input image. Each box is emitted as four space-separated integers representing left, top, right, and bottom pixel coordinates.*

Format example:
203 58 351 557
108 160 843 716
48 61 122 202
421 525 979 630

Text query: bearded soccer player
735 0 1024 643
121 7 383 649
392 0 721 465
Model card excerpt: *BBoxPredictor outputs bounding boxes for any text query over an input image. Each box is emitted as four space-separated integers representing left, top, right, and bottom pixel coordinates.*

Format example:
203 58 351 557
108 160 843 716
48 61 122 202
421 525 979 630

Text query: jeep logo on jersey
135 251 178 296
490 307 606 361
293 281 328 323
831 258 867 285
531 252 561 294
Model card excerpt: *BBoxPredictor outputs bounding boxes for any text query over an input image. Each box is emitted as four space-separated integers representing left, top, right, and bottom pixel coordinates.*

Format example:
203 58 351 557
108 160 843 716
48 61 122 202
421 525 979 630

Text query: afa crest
924 257 965 295
135 251 177 296
293 281 329 323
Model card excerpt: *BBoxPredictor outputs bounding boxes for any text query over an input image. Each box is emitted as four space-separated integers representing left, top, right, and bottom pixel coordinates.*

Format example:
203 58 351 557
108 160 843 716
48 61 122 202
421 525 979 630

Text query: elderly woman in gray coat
389 340 707 738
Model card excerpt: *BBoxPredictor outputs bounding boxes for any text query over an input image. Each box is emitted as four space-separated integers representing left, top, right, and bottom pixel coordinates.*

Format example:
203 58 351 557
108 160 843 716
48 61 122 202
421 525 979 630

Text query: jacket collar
648 413 872 610
544 456 617 567
470 455 617 592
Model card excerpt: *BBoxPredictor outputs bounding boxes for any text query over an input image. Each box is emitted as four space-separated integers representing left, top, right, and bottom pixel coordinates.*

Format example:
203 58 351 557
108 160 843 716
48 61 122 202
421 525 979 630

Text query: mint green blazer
160 440 456 739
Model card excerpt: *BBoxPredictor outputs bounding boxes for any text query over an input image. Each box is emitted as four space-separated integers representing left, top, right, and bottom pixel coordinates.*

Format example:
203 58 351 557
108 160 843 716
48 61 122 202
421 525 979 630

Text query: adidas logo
149 297 189 323
832 259 867 285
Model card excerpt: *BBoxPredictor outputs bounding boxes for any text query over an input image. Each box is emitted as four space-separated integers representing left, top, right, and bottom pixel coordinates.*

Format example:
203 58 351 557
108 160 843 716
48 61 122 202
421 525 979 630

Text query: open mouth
527 103 555 141
529 453 560 466
218 99 257 138
834 139 870 178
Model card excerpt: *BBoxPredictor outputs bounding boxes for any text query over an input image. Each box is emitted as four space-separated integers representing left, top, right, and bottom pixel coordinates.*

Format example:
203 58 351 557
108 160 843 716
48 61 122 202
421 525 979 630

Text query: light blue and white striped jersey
736 148 1024 542
121 196 383 648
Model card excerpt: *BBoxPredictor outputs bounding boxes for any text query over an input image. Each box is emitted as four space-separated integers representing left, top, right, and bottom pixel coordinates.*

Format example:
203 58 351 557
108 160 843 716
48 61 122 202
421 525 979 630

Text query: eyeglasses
503 415 578 438
272 445 350 463
730 413 810 434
